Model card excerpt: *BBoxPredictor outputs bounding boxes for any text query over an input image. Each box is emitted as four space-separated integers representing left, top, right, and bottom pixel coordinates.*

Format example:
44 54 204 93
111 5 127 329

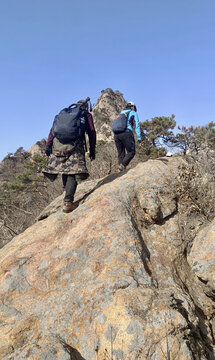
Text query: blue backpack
112 111 130 134
52 98 90 144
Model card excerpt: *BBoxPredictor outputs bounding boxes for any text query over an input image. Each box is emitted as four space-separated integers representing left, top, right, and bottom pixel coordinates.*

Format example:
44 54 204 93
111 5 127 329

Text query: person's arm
45 128 54 156
85 113 96 160
134 112 142 141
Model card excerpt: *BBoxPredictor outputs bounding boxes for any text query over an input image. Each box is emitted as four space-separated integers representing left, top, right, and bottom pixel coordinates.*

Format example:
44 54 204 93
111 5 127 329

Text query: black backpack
52 98 90 144
112 110 130 134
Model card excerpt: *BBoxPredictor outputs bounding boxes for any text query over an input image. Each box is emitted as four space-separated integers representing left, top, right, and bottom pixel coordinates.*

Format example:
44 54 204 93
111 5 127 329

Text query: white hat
126 101 135 108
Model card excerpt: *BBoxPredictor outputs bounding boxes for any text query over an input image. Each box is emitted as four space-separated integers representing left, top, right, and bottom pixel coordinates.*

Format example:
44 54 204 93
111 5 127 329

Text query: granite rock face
92 89 126 142
188 221 215 297
27 140 46 157
0 157 214 360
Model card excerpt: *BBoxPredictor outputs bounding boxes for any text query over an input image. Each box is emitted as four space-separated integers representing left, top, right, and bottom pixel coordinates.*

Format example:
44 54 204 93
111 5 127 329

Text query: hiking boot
118 163 125 171
63 201 76 213
115 163 125 173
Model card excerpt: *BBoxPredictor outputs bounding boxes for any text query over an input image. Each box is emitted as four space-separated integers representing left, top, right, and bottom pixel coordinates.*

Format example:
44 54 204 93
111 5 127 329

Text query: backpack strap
122 109 131 127
68 104 78 109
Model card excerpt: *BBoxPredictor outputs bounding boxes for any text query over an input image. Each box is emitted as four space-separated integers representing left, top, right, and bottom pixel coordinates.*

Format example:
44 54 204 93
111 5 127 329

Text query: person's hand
45 147 52 157
138 140 142 146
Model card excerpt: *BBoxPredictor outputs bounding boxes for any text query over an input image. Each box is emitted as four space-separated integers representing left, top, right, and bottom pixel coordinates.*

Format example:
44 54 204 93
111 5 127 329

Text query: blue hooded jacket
120 109 141 141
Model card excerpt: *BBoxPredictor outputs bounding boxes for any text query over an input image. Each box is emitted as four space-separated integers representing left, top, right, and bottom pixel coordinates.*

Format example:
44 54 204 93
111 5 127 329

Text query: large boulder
0 157 214 359
188 220 215 295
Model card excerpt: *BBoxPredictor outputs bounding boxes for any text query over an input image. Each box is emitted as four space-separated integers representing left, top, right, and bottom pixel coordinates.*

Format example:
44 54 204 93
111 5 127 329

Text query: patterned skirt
42 139 88 176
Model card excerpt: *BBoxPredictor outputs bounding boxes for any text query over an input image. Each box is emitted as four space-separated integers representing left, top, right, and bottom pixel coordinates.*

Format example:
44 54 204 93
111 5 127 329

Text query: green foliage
32 154 48 168
2 180 25 192
1 170 33 198
141 114 176 147
17 170 32 184
173 122 215 154
173 125 196 154
3 148 28 161
0 153 47 200
141 116 215 156
149 146 166 158
193 122 215 148
4 152 13 159
14 147 27 156
24 155 48 173
136 138 166 160
136 114 176 159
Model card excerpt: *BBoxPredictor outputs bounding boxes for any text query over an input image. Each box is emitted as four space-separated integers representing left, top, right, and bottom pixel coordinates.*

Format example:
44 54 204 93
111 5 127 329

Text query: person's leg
76 173 89 182
43 173 58 182
62 174 77 202
62 173 67 189
114 134 125 165
62 174 77 213
121 131 136 167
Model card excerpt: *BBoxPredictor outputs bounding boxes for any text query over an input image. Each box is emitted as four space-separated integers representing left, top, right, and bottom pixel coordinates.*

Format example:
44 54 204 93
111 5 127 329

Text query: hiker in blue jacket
114 101 142 171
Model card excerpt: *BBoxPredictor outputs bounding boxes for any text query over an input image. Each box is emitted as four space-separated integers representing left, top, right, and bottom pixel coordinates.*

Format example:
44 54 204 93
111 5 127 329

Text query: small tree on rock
172 122 215 154
141 114 176 148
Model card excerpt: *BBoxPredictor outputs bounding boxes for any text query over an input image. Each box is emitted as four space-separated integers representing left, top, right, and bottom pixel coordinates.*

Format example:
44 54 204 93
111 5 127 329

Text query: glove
45 146 52 157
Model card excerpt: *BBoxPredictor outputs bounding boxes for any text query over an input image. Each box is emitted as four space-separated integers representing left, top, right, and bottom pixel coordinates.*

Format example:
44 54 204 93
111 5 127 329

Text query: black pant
114 130 135 167
62 173 88 202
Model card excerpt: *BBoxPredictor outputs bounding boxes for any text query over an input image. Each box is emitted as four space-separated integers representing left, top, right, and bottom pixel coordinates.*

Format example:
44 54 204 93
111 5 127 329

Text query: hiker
112 101 141 171
43 98 96 213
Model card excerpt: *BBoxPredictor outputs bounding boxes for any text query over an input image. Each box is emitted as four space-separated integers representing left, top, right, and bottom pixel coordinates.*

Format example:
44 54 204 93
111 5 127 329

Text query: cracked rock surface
0 157 214 359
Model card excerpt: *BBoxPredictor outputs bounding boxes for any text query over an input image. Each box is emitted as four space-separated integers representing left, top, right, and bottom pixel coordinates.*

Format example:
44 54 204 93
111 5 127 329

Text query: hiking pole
83 97 90 107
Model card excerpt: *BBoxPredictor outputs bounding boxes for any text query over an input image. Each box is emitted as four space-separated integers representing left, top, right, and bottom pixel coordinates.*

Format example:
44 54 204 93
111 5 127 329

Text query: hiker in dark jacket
114 101 141 171
43 100 96 213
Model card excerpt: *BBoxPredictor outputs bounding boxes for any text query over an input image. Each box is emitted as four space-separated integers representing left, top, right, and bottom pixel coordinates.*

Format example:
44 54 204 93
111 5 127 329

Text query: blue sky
0 0 214 160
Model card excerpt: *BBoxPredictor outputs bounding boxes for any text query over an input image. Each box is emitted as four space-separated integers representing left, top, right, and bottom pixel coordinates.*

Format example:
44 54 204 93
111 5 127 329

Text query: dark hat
77 98 92 111
77 99 86 106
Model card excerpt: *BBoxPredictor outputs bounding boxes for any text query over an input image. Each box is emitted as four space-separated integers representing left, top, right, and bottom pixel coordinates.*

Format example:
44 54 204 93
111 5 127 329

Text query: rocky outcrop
92 89 126 142
0 157 214 359
188 221 215 299
27 140 46 157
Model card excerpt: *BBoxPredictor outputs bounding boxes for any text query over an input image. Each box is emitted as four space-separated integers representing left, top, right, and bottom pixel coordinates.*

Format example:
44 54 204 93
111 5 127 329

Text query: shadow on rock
170 295 215 360
77 169 129 204
58 337 86 360
38 170 129 221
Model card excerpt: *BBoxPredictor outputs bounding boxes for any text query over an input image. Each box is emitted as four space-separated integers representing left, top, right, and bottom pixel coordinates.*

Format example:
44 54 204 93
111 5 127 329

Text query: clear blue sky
0 0 214 160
